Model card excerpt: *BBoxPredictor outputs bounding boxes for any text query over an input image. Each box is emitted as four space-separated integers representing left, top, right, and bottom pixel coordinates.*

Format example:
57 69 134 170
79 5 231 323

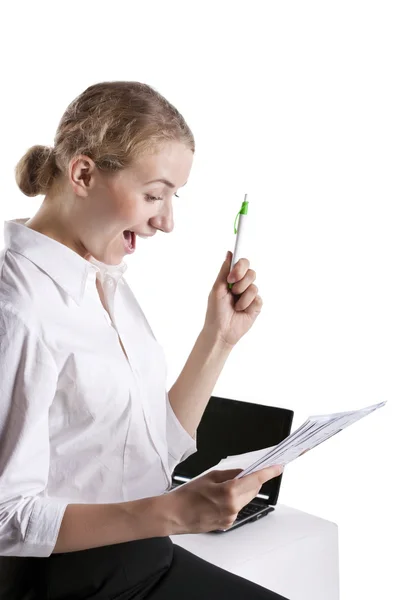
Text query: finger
244 294 263 319
231 268 256 296
234 284 259 312
227 258 250 285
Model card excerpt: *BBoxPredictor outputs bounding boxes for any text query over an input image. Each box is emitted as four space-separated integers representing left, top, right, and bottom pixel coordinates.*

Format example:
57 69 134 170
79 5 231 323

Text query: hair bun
15 144 59 197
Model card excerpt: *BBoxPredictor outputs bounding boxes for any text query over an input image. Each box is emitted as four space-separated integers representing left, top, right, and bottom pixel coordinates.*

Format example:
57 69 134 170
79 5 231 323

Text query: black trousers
29 536 289 600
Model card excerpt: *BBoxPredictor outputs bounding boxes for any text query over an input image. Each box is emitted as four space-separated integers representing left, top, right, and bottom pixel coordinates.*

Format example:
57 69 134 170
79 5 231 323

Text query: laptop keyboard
236 502 264 520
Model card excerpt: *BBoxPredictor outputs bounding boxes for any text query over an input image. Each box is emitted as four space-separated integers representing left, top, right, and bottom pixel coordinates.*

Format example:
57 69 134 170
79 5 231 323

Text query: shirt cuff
165 392 197 472
23 497 68 557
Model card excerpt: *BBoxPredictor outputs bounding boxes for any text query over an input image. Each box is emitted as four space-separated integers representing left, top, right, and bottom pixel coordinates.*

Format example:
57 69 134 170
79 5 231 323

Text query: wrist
120 494 179 539
159 490 186 536
200 326 234 354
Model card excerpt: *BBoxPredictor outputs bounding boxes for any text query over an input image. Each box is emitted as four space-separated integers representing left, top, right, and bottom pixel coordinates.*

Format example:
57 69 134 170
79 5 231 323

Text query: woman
0 81 287 599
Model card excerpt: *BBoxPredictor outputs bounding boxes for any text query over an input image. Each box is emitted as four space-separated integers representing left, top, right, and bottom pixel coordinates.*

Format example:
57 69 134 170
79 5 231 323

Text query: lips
122 230 136 253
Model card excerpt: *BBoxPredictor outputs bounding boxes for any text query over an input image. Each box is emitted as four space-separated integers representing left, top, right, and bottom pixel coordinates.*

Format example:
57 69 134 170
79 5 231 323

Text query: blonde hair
15 81 195 197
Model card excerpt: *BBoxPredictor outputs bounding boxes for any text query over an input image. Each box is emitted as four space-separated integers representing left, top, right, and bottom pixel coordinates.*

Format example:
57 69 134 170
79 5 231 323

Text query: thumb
214 251 232 287
205 468 243 483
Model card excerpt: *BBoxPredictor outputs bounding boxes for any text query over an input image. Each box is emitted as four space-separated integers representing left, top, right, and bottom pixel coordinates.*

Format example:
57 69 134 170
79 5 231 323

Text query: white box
170 504 340 600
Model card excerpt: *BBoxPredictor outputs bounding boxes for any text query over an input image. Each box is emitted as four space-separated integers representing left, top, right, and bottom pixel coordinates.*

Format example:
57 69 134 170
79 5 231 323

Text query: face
68 141 193 264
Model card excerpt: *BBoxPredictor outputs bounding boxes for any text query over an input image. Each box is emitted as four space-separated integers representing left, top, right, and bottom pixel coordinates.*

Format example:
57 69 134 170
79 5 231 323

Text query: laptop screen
172 396 294 505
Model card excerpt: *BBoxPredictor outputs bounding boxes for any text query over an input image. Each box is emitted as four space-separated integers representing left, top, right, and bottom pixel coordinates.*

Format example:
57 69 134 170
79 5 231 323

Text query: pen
228 194 249 290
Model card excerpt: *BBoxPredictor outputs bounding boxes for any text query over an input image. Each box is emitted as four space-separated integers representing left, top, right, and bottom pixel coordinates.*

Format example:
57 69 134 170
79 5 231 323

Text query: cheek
104 178 152 225
120 193 154 223
112 190 140 223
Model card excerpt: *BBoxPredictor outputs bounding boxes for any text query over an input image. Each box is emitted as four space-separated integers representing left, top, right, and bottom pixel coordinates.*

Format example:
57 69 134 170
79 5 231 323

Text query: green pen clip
228 197 249 290
234 200 249 233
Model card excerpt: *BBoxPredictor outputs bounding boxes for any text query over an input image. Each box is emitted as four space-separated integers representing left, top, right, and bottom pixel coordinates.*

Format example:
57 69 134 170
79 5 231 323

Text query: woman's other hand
165 465 283 534
203 251 263 348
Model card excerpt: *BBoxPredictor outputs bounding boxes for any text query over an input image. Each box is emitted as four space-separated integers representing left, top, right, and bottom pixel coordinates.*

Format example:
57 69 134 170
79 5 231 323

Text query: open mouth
122 230 136 253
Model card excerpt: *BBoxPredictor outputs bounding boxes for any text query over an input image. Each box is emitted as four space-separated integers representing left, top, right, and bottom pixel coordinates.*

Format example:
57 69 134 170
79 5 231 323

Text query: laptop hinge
256 493 270 501
173 475 190 483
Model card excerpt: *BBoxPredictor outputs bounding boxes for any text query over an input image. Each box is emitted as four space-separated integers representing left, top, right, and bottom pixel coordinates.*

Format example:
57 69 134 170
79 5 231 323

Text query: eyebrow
145 179 187 188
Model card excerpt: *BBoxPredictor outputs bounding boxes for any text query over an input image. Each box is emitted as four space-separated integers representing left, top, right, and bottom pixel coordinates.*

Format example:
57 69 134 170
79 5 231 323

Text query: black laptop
170 396 294 533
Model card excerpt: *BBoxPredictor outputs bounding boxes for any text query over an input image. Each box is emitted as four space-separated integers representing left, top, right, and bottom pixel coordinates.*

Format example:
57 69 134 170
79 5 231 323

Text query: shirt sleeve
165 392 197 474
0 306 68 557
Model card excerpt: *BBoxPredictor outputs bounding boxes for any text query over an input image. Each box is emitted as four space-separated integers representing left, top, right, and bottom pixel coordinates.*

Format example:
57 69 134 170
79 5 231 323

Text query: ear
69 155 97 197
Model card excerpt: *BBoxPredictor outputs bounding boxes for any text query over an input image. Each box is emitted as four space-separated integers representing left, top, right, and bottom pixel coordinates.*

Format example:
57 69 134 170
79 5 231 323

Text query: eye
145 193 180 202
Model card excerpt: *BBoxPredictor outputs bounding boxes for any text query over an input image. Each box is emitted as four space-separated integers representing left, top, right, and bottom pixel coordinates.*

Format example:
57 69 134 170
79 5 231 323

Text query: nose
151 200 174 234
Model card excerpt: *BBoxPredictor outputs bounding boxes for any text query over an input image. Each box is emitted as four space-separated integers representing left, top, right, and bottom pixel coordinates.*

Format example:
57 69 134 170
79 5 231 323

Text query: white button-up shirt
0 218 197 557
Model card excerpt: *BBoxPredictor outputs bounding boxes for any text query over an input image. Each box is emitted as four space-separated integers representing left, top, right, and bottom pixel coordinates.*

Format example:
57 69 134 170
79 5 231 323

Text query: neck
25 198 90 261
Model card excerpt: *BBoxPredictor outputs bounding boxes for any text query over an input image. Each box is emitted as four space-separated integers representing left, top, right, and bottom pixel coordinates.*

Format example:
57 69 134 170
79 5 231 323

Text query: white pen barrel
231 213 248 269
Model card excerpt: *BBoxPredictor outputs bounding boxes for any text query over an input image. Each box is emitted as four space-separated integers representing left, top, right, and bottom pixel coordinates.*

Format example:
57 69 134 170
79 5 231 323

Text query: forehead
134 142 193 187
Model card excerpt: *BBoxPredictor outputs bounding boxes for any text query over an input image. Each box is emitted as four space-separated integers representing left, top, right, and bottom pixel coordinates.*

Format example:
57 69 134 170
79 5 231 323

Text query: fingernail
226 251 230 261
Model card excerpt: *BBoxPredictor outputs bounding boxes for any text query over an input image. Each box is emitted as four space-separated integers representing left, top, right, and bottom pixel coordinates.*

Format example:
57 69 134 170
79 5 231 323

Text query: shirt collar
3 218 128 305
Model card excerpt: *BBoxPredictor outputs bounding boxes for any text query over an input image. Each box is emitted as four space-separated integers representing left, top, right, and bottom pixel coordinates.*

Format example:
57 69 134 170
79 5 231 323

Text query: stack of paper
231 400 386 479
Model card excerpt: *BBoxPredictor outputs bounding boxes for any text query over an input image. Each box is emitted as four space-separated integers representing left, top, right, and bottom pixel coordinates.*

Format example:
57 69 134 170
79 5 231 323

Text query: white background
0 1 398 598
